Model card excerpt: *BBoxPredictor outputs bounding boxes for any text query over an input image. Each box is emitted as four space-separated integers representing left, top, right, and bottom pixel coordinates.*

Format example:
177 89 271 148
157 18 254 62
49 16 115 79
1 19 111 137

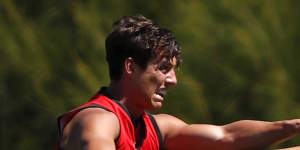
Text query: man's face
130 56 178 111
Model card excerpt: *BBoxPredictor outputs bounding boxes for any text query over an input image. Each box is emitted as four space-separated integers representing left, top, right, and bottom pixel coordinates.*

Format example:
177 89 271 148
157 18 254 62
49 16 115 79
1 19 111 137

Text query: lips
154 89 167 101
156 90 166 98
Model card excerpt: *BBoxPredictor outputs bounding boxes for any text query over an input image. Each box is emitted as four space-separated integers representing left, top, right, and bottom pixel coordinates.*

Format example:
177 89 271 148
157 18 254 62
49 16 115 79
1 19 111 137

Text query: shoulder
153 114 187 142
68 108 120 137
61 108 120 149
73 107 119 127
153 114 187 126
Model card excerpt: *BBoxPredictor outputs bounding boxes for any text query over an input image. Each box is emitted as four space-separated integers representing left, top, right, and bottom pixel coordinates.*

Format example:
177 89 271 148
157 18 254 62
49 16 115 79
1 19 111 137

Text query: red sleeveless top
55 87 163 150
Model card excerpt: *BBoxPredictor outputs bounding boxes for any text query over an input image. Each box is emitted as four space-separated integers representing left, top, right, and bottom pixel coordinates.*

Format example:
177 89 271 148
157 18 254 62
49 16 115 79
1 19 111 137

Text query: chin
150 102 163 111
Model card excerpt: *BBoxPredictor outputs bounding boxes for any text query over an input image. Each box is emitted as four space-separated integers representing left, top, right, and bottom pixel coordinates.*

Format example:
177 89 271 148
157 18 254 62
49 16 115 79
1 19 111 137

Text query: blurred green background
1 0 299 149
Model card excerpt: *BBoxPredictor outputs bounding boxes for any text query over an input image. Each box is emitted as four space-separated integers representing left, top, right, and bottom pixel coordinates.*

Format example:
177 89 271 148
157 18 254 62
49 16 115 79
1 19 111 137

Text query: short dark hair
105 15 182 81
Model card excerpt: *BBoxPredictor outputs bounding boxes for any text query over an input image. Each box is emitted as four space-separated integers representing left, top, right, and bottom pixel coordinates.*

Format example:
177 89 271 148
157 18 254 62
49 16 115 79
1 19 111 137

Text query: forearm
221 120 299 149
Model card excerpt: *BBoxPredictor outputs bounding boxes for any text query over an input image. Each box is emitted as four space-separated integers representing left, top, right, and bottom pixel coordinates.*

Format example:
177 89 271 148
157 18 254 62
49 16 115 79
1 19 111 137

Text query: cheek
149 75 159 84
148 73 164 87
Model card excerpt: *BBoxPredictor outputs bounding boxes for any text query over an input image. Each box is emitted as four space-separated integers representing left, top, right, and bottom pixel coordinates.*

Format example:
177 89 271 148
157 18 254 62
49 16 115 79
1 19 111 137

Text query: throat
120 99 145 120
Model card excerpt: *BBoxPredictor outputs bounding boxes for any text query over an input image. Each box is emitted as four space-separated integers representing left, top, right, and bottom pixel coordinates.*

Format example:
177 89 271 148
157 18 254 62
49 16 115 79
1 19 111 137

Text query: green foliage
1 0 299 149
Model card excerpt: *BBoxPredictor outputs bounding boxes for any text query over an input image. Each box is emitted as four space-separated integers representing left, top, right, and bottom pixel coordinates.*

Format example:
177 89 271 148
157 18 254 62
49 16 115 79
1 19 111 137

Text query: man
55 15 300 150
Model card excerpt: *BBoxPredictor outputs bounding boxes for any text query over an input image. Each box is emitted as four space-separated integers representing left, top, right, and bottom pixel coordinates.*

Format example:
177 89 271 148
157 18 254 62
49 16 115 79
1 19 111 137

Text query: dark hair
105 15 182 81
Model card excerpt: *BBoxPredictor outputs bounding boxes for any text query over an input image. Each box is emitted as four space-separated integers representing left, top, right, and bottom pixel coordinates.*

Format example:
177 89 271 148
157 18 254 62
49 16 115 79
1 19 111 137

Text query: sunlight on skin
276 146 300 150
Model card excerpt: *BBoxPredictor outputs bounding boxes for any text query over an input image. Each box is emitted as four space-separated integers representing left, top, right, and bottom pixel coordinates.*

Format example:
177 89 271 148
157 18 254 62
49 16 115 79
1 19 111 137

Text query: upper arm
165 124 227 150
154 114 227 150
61 108 120 150
153 114 187 143
277 146 300 150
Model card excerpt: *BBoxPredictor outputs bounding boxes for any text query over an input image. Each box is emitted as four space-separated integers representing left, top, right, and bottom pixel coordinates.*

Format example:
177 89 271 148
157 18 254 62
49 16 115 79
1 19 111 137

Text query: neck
107 81 144 119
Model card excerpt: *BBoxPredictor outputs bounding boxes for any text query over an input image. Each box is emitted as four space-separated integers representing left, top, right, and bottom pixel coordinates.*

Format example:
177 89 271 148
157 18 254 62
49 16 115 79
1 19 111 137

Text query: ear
124 57 135 75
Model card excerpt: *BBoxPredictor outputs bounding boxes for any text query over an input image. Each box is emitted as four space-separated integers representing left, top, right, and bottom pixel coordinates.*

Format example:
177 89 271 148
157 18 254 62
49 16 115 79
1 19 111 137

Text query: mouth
154 90 167 101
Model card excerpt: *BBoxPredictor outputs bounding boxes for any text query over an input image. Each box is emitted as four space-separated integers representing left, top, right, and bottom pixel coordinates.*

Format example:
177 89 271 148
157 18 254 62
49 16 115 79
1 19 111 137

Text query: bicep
154 114 225 150
165 124 226 150
154 114 228 150
81 137 116 150
62 108 119 150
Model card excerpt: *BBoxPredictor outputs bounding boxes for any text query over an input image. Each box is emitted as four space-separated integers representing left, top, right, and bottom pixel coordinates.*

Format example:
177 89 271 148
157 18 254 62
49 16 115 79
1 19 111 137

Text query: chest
115 114 159 150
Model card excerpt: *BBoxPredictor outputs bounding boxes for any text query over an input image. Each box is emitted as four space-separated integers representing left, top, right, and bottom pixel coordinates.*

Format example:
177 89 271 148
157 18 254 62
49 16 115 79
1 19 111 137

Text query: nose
165 69 177 86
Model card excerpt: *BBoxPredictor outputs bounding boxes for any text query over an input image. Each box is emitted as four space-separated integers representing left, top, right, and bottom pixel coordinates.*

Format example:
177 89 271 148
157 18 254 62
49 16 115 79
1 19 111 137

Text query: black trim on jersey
57 104 111 136
57 115 63 136
57 103 120 143
147 112 164 149
98 87 162 148
57 115 63 150
99 87 139 127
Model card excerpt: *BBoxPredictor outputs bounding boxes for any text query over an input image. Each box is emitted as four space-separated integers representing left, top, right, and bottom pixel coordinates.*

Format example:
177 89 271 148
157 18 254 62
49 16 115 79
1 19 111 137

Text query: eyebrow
160 60 177 69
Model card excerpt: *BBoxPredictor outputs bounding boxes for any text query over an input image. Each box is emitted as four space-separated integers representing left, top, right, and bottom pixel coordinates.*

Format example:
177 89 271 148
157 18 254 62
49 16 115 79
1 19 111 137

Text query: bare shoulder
72 107 119 129
153 113 187 127
61 108 120 150
153 114 187 141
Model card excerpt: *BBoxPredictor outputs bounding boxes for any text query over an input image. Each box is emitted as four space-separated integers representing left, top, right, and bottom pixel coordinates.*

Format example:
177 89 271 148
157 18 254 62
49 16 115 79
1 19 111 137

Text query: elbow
217 134 260 150
219 135 238 149
216 128 242 150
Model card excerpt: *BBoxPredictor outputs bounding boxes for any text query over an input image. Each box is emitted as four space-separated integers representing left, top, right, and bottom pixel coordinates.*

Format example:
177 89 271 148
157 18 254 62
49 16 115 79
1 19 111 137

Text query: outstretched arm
154 114 300 150
219 119 299 149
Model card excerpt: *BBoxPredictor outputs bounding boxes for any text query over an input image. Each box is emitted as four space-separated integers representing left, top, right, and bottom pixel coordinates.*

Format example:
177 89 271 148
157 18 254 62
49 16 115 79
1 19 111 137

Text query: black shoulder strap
57 104 111 136
57 103 120 141
147 112 164 149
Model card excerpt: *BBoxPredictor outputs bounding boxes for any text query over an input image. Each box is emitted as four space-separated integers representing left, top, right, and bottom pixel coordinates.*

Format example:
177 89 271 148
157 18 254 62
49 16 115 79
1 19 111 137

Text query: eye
158 64 172 74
